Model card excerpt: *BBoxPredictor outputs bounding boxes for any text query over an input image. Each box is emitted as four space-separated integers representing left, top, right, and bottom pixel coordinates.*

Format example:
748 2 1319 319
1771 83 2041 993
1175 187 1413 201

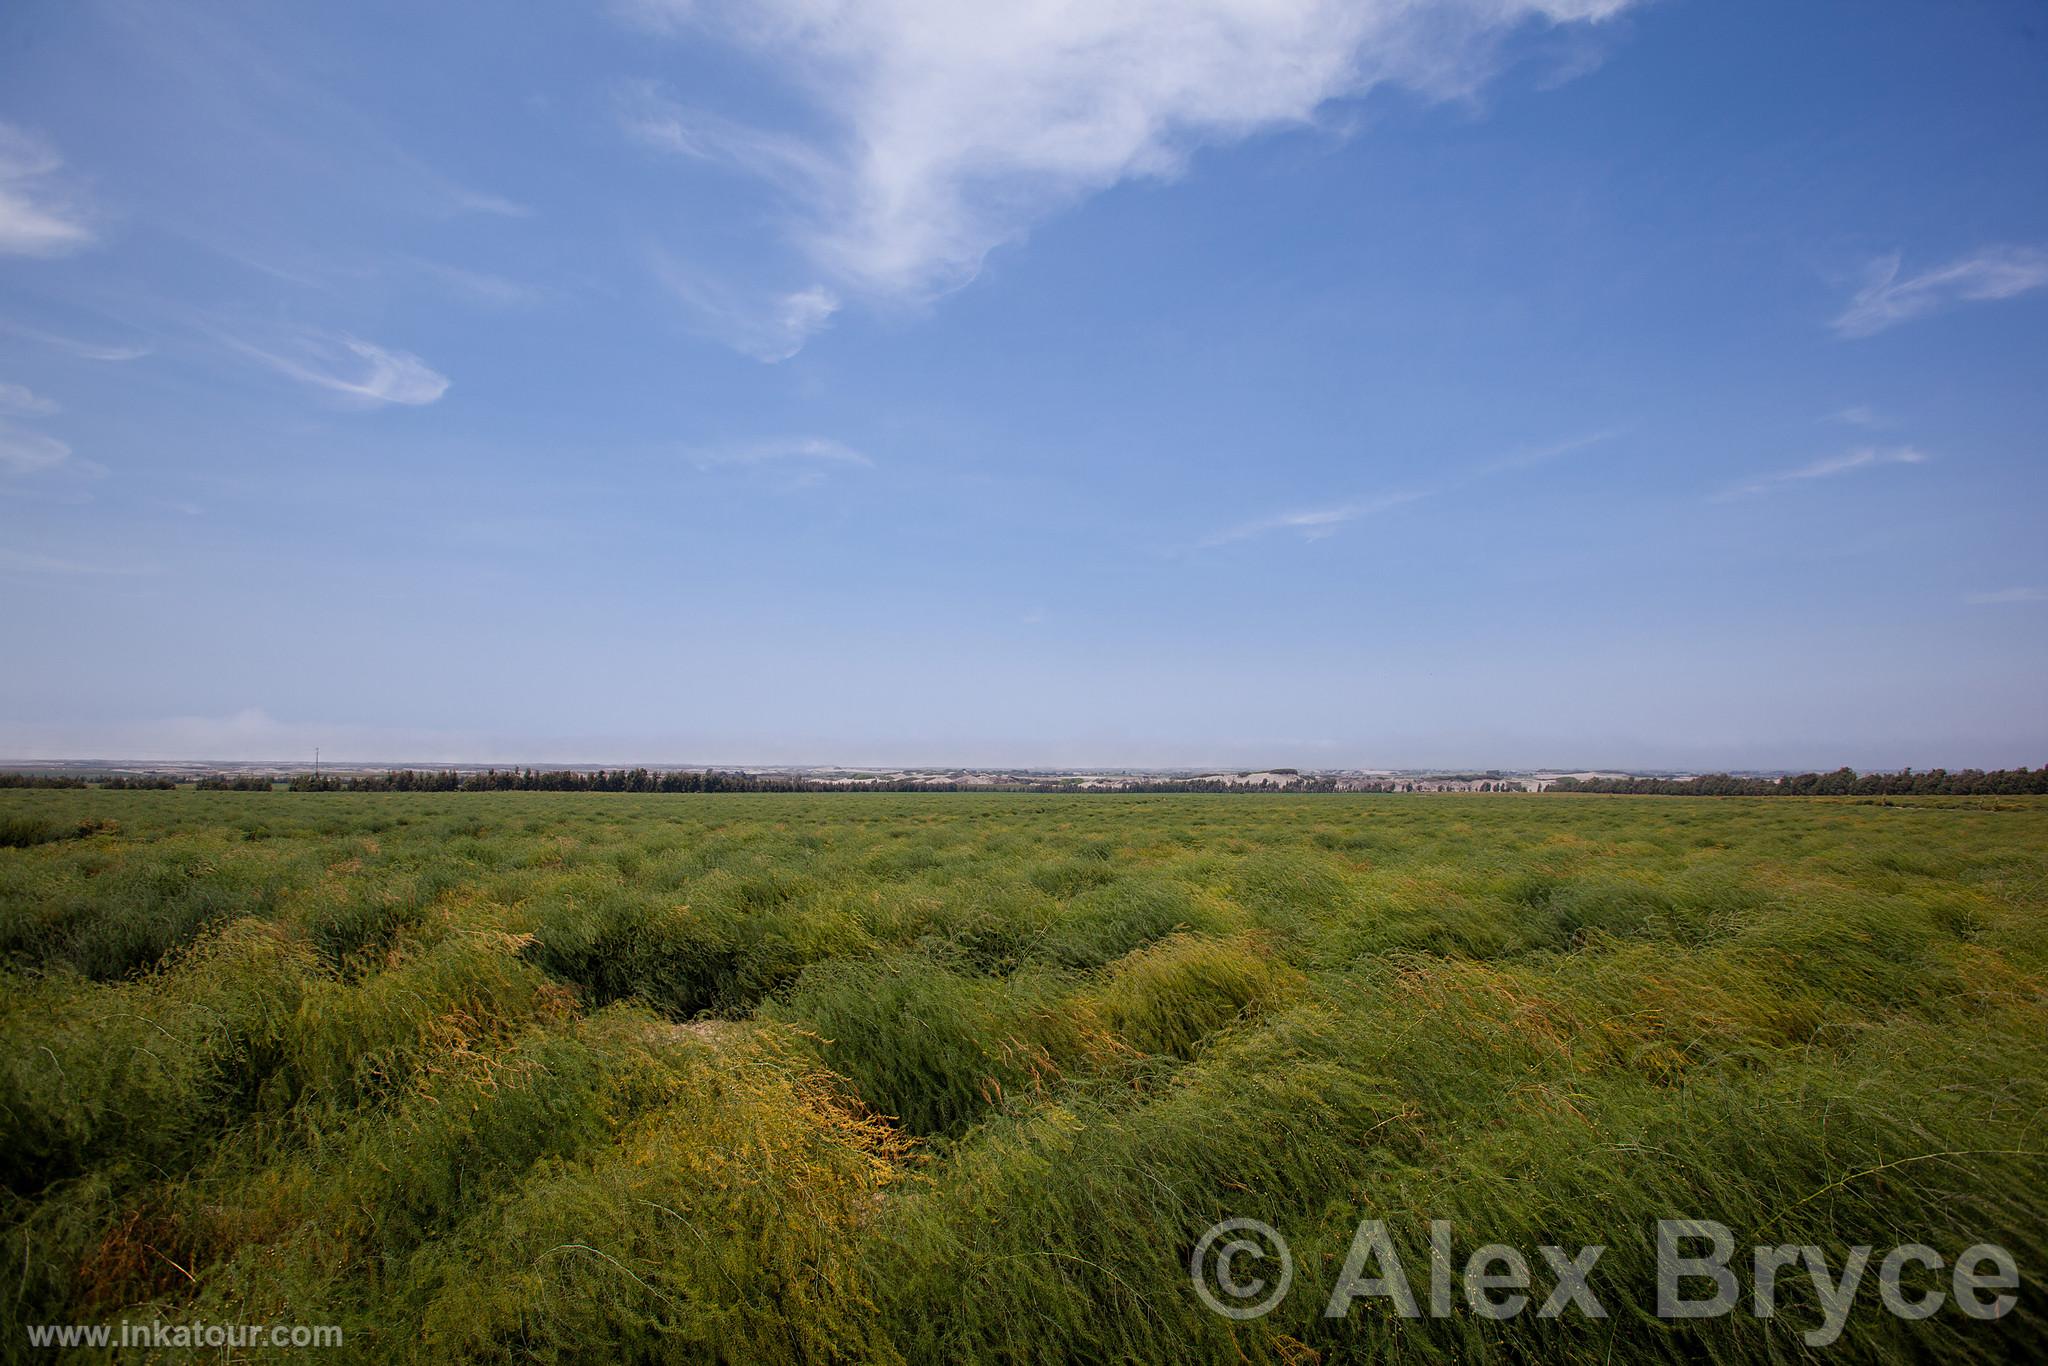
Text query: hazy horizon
3 725 2041 776
4 1 2045 772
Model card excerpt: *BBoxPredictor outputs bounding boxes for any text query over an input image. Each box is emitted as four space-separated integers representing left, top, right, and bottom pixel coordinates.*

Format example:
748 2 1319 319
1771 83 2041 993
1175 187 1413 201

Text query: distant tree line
288 768 979 793
0 773 88 789
1547 766 2048 797
1 773 177 790
8 765 2041 798
286 768 1364 794
5 767 1365 795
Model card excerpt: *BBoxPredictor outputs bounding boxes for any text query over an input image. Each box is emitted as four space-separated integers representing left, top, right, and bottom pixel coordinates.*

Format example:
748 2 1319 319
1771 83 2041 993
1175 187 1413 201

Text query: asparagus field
3 791 2043 1362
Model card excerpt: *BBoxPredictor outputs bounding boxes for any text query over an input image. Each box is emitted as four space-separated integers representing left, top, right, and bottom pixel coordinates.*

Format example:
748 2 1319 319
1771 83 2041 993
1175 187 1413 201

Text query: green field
2 791 2043 1361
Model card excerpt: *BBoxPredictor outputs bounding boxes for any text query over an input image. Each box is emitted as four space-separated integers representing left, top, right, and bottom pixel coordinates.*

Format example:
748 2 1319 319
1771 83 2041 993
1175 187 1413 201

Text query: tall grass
1 789 2043 1361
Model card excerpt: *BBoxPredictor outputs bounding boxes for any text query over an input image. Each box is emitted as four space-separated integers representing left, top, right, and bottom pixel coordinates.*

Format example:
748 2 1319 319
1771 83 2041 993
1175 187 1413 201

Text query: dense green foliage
2 791 2043 1362
1550 766 2048 796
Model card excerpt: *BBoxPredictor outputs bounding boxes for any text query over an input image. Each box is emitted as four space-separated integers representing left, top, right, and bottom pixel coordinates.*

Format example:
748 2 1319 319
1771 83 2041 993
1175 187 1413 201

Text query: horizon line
5 757 2035 776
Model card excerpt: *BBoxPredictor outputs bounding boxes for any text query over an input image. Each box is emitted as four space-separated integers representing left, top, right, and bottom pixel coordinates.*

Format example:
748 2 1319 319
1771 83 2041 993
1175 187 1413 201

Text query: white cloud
1203 491 1424 547
1474 427 1620 475
0 321 150 361
408 257 544 308
227 332 451 407
770 286 842 353
0 123 94 256
1715 446 1928 500
627 0 1637 353
0 381 59 416
618 81 835 200
1833 246 2048 338
440 185 530 218
0 422 71 475
1197 427 1615 548
652 253 841 360
1827 405 1889 429
1965 587 2048 606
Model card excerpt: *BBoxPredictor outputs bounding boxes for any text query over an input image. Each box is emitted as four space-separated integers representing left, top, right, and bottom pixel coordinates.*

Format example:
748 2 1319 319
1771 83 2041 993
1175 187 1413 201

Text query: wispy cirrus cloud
1833 246 2048 338
1474 428 1623 476
622 0 1640 357
437 184 529 219
617 81 835 200
1201 491 1425 547
0 422 73 475
224 331 450 407
1964 586 2048 606
0 123 94 257
1714 446 1928 501
687 434 874 491
405 257 545 309
1827 405 1890 429
0 382 59 416
651 252 840 361
0 320 151 362
691 436 873 471
1199 428 1618 549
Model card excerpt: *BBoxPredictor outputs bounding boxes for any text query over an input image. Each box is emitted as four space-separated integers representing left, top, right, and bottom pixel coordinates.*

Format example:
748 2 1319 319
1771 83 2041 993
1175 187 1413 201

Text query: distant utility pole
315 747 320 778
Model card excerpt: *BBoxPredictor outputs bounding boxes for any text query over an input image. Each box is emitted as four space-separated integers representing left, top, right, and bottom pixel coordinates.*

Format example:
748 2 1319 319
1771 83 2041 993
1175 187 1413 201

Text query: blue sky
2 0 2045 769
